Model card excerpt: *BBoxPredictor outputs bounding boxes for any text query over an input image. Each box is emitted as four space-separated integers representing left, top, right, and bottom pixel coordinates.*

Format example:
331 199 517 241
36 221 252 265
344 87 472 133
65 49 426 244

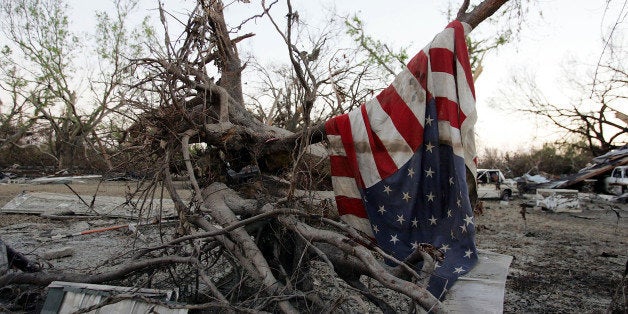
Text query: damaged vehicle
476 169 518 200
604 165 628 195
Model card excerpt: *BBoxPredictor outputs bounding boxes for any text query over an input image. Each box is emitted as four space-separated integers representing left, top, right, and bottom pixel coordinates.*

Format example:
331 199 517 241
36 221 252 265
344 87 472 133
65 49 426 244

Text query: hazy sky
67 0 623 153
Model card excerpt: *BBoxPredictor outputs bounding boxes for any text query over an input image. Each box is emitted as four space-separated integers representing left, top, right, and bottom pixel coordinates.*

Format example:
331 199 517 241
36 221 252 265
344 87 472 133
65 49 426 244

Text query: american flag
325 20 478 299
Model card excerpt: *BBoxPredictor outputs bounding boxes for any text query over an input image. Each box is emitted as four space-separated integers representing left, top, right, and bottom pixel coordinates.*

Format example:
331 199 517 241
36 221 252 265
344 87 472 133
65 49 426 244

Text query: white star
372 225 380 233
456 198 462 208
396 214 405 225
460 224 467 233
449 177 454 185
464 214 474 226
402 192 412 202
425 142 435 153
447 209 453 218
383 185 392 195
440 243 450 252
425 115 434 126
464 249 473 258
429 216 437 225
451 229 457 239
390 234 399 245
425 167 434 177
411 241 419 250
378 205 386 215
411 217 419 228
434 262 441 269
407 168 415 178
426 192 435 202
454 266 465 274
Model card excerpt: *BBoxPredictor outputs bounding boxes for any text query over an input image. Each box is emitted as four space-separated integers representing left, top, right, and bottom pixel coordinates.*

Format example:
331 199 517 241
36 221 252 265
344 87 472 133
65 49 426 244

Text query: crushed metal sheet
29 175 103 184
592 146 628 164
0 192 177 221
521 173 549 184
442 249 513 313
536 189 581 213
556 150 628 190
41 281 187 314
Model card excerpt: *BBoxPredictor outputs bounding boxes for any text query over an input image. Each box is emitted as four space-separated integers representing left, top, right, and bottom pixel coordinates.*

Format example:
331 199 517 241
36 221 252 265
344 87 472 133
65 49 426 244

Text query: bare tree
494 0 627 156
499 60 627 156
0 0 146 171
246 10 407 135
0 64 38 149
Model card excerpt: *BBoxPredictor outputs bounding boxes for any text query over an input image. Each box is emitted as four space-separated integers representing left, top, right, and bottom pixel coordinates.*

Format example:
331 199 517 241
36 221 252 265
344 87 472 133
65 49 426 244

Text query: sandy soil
475 200 627 313
0 181 626 312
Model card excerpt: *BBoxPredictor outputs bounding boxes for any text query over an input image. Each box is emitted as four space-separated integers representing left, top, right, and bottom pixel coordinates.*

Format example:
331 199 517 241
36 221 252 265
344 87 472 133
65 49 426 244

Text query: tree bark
0 256 196 287
457 0 510 29
205 0 245 105
109 1 514 312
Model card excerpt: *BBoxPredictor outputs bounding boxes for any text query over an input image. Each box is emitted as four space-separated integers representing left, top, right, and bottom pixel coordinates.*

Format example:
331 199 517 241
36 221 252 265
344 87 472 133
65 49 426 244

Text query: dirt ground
475 199 627 313
0 181 626 313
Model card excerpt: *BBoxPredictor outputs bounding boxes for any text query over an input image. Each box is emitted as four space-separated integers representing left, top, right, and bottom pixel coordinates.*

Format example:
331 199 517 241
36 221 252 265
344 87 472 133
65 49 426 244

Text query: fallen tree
1 0 513 312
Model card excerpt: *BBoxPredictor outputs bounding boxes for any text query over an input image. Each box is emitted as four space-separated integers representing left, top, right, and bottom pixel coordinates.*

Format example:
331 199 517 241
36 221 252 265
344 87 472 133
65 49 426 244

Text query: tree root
0 256 196 287
2 182 448 312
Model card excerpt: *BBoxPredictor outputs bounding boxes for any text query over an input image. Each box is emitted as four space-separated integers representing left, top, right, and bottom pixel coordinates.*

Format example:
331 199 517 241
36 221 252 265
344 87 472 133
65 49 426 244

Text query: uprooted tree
1 0 517 312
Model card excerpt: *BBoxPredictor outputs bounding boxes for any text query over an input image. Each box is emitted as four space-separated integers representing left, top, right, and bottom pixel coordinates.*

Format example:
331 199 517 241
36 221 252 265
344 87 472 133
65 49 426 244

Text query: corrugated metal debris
555 147 628 190
41 281 187 314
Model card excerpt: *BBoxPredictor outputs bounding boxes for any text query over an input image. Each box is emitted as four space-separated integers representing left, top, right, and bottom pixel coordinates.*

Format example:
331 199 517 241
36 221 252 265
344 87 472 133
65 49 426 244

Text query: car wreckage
476 169 518 200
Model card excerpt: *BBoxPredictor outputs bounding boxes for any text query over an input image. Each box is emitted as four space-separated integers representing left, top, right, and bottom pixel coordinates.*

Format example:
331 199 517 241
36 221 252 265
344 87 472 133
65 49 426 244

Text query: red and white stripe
326 20 477 235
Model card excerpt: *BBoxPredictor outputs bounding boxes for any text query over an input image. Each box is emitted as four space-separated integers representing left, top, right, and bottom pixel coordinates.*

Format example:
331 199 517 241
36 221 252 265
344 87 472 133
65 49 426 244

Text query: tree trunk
29 1 510 312
207 0 245 105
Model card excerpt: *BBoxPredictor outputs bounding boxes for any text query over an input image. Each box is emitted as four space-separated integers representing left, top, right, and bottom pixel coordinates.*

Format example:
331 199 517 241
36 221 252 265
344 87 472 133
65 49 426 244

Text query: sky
66 0 625 154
